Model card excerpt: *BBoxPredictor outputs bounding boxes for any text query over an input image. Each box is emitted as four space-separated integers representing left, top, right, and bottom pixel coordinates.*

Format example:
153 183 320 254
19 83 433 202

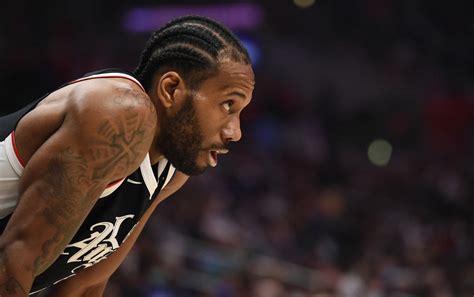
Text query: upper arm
47 172 189 295
0 83 156 294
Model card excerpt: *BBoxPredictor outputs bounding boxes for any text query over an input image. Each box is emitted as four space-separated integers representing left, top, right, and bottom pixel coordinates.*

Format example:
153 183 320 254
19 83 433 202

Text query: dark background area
1 1 474 296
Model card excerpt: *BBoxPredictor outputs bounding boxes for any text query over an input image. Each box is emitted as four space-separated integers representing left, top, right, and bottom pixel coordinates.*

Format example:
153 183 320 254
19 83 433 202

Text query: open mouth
208 148 229 167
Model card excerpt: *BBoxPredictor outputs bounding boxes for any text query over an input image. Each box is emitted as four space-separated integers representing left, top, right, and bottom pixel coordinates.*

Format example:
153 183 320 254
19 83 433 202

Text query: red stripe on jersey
11 131 26 168
106 178 125 189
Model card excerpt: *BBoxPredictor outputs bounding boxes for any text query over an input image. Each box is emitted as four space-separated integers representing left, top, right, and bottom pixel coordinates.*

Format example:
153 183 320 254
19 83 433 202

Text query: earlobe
156 71 184 109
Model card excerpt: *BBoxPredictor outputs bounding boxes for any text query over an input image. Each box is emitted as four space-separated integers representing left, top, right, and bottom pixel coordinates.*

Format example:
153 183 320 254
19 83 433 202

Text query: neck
146 89 165 165
148 144 164 165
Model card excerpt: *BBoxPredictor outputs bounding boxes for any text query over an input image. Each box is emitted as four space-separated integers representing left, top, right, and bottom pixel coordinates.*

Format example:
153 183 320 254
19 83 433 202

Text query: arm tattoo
93 114 145 179
32 89 154 276
32 149 104 275
0 277 27 296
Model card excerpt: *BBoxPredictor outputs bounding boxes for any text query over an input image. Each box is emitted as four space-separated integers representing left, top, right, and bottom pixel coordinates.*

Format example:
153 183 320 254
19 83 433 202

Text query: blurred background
1 1 474 296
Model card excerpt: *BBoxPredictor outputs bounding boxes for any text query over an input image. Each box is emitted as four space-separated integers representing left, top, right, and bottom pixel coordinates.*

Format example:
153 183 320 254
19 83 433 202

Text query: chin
174 161 207 176
165 151 210 176
183 167 207 176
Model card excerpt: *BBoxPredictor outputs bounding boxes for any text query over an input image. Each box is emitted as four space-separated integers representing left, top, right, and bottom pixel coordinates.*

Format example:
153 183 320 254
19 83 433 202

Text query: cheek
197 106 225 137
199 119 222 143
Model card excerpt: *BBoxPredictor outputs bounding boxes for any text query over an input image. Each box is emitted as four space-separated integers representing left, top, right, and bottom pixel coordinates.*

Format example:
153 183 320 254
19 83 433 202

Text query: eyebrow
226 91 246 99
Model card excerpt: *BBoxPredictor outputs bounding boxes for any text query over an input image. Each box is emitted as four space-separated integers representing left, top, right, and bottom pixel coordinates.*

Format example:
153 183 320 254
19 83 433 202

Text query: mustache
206 143 229 151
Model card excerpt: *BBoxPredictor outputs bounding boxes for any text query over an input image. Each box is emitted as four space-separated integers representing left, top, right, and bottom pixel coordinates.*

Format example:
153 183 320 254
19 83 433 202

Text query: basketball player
0 16 254 296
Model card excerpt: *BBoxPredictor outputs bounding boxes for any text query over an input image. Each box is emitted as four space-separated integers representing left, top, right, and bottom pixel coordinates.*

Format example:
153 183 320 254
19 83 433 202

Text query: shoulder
57 78 157 179
63 78 157 142
66 77 155 122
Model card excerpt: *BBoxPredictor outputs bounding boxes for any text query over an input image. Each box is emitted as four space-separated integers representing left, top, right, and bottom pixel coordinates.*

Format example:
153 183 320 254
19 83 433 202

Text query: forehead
198 61 255 95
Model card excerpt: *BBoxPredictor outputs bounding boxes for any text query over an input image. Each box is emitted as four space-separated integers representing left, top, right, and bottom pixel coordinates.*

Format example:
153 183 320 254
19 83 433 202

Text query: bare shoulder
66 77 155 121
57 79 157 180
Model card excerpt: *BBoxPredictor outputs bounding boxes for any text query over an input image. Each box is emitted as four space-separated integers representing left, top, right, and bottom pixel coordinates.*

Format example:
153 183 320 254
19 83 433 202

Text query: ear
156 71 186 109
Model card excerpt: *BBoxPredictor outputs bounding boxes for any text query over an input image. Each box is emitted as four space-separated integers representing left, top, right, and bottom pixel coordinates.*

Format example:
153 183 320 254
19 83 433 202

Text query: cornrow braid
134 15 251 91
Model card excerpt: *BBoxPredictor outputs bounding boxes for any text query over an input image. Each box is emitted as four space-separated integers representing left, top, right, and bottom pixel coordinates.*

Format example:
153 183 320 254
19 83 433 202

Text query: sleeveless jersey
0 69 176 295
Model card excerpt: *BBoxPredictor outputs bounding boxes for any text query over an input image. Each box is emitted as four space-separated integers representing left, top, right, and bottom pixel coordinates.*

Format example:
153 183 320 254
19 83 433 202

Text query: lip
208 149 229 167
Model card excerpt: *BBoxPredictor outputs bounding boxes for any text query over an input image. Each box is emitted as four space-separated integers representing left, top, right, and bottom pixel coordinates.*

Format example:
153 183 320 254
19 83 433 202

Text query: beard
157 94 206 176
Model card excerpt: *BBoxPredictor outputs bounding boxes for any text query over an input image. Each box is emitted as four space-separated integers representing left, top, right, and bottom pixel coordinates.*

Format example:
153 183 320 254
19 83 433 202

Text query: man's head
134 16 255 176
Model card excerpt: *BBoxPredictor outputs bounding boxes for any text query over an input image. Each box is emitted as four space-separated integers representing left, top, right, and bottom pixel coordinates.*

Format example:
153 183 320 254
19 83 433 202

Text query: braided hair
134 15 251 91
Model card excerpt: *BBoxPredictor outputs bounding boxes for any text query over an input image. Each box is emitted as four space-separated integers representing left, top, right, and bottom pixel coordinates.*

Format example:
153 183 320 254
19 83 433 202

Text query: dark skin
0 60 255 296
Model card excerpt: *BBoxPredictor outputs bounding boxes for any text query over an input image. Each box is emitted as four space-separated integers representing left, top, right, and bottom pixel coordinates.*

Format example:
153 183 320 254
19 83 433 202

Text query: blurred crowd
1 1 473 297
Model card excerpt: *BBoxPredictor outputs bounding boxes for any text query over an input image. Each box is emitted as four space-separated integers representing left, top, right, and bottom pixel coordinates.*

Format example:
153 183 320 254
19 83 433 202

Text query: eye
222 100 234 113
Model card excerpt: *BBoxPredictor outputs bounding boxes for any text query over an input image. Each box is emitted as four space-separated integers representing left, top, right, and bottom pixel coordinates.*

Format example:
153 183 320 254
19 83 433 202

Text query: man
0 15 255 296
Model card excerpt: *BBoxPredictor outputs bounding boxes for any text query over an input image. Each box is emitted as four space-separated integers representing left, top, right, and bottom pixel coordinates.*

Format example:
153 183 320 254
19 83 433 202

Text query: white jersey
0 133 22 218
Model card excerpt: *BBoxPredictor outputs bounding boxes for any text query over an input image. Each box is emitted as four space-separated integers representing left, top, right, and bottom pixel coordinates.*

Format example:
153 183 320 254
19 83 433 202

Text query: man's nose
222 116 242 143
